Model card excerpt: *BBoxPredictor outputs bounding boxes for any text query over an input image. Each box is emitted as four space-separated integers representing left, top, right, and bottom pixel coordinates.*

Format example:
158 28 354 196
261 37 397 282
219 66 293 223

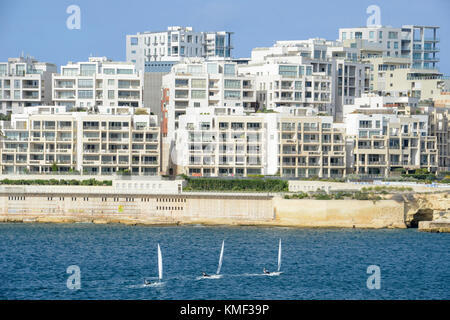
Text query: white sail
157 243 163 280
277 239 282 272
216 240 225 275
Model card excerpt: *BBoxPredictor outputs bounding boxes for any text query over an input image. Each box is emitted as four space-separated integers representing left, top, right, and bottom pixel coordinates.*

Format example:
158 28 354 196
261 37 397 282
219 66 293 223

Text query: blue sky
1 0 449 74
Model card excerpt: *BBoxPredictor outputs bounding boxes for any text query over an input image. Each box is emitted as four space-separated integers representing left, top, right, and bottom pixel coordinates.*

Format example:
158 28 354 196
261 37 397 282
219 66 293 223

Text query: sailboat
144 243 163 286
200 240 224 279
263 239 283 276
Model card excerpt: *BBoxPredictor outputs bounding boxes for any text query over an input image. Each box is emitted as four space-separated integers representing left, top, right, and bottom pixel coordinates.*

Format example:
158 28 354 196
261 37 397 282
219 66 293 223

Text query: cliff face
402 192 450 227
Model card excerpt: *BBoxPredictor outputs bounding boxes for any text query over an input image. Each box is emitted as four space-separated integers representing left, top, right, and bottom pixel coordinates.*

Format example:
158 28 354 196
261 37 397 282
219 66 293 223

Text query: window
342 32 346 40
78 79 93 88
62 68 78 76
394 42 398 49
224 90 240 99
130 37 138 45
224 79 241 89
0 64 7 75
108 79 115 86
207 63 218 74
14 80 20 88
104 68 115 75
78 90 93 99
369 31 374 39
80 64 96 76
191 79 206 88
108 90 114 99
224 64 235 75
191 90 206 99
279 65 297 76
117 69 133 74
14 90 20 99
379 31 383 39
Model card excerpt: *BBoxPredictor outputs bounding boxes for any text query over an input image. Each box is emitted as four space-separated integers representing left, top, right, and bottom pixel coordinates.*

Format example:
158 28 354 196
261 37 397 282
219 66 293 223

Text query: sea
0 223 448 300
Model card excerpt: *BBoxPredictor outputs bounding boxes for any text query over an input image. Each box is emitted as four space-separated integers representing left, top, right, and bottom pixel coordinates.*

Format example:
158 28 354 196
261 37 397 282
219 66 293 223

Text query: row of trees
183 176 288 192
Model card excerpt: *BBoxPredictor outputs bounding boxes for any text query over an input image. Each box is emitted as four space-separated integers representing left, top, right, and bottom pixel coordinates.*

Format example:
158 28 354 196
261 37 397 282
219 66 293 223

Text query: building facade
0 106 160 176
0 56 56 115
53 57 143 111
126 26 233 72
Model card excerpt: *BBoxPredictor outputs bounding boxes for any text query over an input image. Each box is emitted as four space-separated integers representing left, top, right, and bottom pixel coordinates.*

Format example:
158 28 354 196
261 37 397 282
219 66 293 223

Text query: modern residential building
173 111 278 177
126 26 233 72
363 56 447 100
240 39 368 121
52 57 143 111
428 106 450 171
344 97 438 176
339 25 440 69
161 59 257 141
0 56 57 115
278 116 347 178
0 106 160 176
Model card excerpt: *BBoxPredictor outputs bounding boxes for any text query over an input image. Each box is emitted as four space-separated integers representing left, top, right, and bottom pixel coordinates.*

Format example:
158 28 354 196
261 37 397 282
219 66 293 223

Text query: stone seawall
272 198 407 228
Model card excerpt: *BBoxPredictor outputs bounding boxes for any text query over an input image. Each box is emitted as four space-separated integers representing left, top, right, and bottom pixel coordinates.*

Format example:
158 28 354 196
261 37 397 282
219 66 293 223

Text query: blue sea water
0 223 448 300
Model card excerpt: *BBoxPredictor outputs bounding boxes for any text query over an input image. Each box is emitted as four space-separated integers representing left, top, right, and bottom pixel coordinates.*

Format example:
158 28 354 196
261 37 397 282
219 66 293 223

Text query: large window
191 90 206 99
62 68 78 76
117 69 133 74
224 79 241 89
104 68 115 75
191 79 206 88
279 65 297 77
78 90 93 99
0 64 7 75
78 79 93 88
80 64 96 76
224 64 235 75
175 79 189 87
224 90 240 99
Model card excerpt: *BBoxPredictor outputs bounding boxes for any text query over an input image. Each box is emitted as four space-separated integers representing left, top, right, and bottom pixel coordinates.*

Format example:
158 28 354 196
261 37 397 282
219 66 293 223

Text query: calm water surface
0 223 448 299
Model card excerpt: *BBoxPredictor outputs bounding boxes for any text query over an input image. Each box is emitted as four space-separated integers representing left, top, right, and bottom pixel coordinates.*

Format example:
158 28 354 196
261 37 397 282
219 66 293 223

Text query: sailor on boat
263 267 271 275
202 271 211 278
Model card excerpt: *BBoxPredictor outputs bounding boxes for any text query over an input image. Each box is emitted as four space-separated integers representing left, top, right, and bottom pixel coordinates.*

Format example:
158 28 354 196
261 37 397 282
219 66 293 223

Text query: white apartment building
161 59 257 141
428 107 450 171
362 56 447 100
0 56 57 115
53 57 143 111
240 39 368 121
344 97 438 176
174 110 278 177
278 116 347 178
126 26 233 72
339 25 440 69
0 106 160 176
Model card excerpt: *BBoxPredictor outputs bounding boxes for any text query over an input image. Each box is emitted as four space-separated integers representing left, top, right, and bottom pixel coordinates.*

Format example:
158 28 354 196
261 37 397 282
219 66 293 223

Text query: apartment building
174 111 278 177
0 56 57 115
126 26 233 72
363 56 447 100
240 39 368 121
339 25 439 69
428 107 450 171
278 116 347 178
53 57 143 111
161 59 257 141
0 106 160 176
345 109 438 177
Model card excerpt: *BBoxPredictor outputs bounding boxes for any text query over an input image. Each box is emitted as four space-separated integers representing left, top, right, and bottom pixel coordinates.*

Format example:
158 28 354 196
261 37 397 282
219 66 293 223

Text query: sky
0 0 449 74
